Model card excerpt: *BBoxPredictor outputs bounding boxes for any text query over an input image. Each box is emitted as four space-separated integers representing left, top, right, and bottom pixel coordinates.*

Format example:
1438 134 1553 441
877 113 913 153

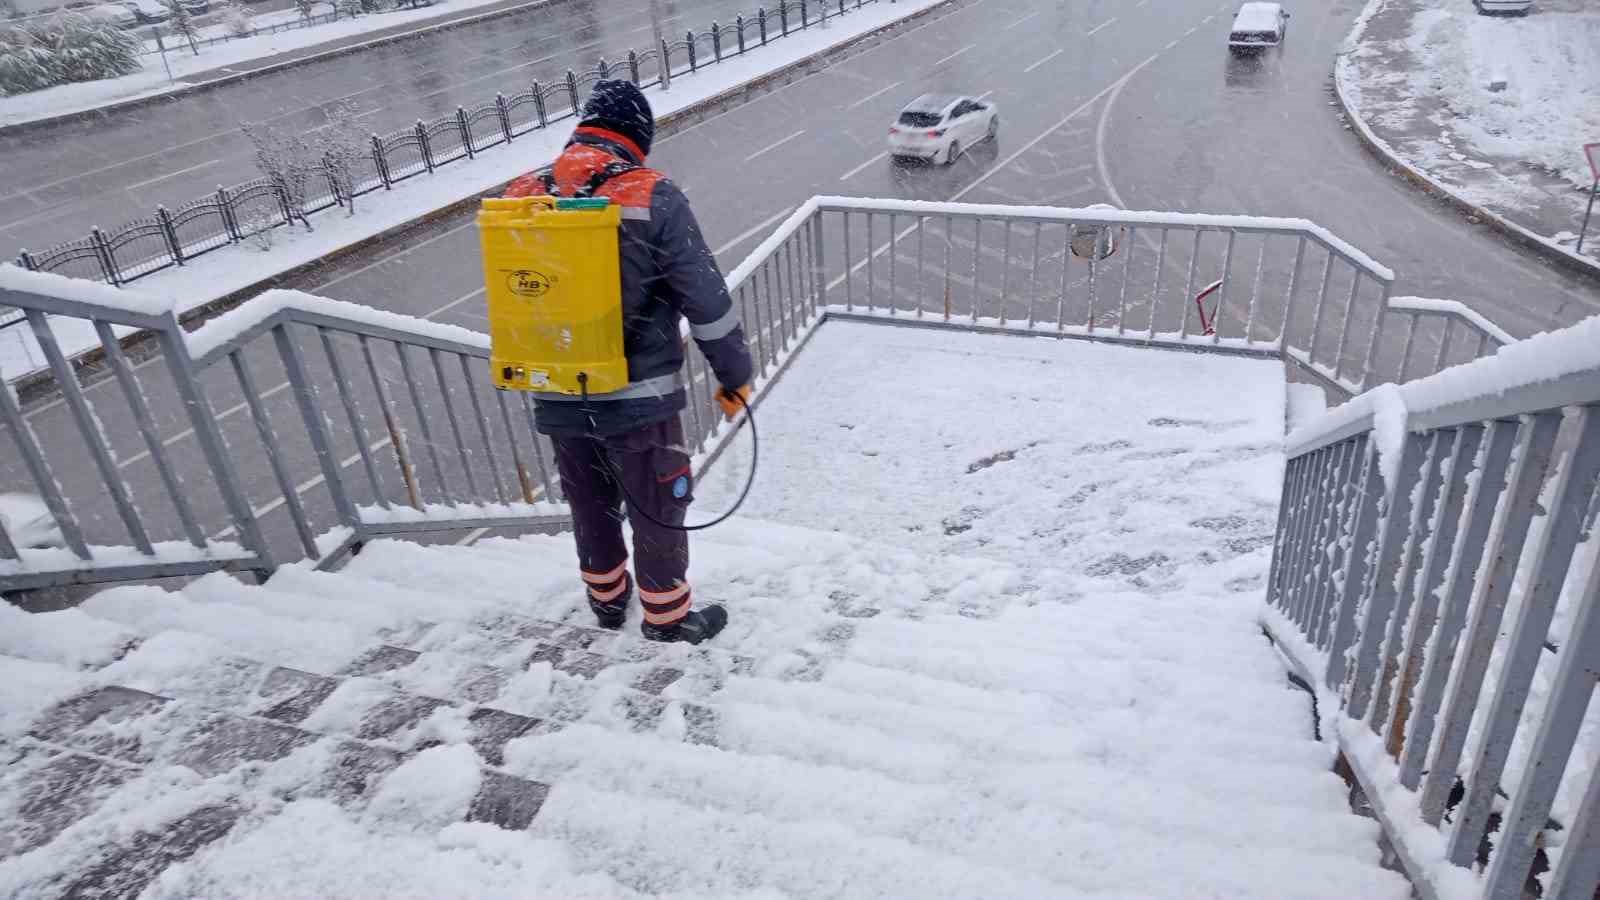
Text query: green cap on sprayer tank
556 198 612 210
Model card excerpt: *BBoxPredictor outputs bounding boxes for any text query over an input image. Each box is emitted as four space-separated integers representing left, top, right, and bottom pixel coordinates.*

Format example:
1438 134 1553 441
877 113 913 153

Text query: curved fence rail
4 0 898 328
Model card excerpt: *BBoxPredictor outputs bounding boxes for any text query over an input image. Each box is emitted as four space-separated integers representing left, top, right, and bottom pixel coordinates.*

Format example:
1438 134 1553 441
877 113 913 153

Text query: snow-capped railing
1264 316 1600 900
805 197 1508 396
0 268 271 591
0 198 1506 596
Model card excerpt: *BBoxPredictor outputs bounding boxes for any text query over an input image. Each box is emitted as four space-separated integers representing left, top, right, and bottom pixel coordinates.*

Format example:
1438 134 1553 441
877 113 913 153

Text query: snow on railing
1265 313 1600 900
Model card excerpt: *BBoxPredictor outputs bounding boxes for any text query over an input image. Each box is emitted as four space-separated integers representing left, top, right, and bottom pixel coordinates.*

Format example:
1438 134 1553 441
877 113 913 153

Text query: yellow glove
717 384 752 420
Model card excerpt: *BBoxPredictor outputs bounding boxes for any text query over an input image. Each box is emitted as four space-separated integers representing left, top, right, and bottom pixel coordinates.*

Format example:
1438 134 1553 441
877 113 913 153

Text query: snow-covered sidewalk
1337 0 1600 268
0 322 1407 897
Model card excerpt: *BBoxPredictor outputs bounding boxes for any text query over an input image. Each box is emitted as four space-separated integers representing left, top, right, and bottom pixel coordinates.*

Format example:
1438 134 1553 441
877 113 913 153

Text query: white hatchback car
1227 2 1290 52
887 94 999 166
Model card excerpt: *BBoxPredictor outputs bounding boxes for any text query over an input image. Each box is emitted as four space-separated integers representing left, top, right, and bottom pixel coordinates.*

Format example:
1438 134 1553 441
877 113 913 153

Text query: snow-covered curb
0 0 551 131
2 0 961 391
1330 0 1600 282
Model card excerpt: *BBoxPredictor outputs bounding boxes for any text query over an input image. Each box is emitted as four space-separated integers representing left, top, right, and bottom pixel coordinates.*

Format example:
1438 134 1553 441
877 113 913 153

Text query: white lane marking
931 43 975 66
845 80 902 110
1024 48 1065 73
457 526 491 545
1003 9 1041 29
1086 17 1117 36
840 151 888 181
977 90 995 100
742 129 808 163
316 217 478 291
1166 38 1179 49
123 158 222 192
210 437 391 540
714 206 796 257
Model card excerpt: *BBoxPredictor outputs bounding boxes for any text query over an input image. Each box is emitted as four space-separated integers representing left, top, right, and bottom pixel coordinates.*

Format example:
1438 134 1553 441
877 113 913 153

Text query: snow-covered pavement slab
0 322 1408 897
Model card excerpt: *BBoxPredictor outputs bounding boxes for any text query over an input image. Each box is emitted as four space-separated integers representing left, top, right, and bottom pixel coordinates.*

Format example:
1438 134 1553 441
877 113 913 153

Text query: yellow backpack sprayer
478 193 757 530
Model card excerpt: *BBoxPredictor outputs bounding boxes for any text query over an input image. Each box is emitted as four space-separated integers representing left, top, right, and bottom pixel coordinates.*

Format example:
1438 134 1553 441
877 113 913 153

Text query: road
0 0 782 259
7 0 1600 599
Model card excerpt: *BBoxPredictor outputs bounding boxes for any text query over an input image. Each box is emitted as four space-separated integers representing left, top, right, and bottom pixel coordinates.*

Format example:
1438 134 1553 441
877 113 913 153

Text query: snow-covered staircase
0 324 1412 897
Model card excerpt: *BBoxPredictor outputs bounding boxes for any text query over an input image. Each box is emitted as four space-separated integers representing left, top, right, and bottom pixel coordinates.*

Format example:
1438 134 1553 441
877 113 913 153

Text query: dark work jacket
503 128 754 437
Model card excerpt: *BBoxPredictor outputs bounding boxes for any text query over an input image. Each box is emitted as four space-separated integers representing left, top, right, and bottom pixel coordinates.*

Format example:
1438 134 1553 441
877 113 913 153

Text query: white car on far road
887 94 999 166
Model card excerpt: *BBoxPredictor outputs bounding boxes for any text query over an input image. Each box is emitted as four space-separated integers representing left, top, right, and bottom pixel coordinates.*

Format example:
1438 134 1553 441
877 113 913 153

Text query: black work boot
641 605 728 645
588 573 632 630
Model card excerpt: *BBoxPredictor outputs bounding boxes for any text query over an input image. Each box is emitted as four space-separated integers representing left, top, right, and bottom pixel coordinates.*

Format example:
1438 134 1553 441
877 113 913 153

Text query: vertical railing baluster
1385 425 1482 761
361 336 421 511
944 215 954 322
1027 221 1042 329
1368 430 1446 734
1359 280 1392 391
0 356 90 560
1308 250 1334 367
1212 231 1235 343
1306 441 1363 645
1279 235 1306 348
231 349 319 559
1333 271 1362 384
998 219 1012 326
1244 238 1266 343
518 393 557 502
1345 432 1430 721
1448 408 1600 868
459 354 508 506
1179 230 1201 337
887 213 897 315
1397 313 1420 384
429 348 479 501
842 212 853 311
1146 228 1168 340
1400 421 1510 791
916 215 926 319
1432 318 1456 377
398 342 452 508
970 217 982 324
1325 438 1381 691
94 320 204 547
1116 225 1135 336
25 310 151 553
319 327 387 510
276 323 361 538
494 391 535 504
1056 225 1070 330
865 213 875 311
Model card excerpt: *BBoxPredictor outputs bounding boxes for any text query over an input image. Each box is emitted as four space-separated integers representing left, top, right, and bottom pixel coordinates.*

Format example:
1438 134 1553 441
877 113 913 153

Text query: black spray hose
578 372 758 532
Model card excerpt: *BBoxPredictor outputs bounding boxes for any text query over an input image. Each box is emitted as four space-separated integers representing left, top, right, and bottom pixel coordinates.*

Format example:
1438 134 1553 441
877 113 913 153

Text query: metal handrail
1266 315 1600 899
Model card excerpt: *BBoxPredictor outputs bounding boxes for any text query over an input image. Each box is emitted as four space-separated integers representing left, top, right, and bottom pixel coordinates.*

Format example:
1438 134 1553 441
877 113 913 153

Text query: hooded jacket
503 127 753 436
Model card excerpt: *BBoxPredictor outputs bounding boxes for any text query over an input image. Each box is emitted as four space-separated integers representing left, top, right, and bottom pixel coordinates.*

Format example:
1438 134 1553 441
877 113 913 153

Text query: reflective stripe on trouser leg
553 433 628 589
606 417 693 625
640 582 692 625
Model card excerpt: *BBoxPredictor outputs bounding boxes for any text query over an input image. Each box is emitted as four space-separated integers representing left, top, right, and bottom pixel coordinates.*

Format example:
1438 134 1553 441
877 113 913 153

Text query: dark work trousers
551 416 695 627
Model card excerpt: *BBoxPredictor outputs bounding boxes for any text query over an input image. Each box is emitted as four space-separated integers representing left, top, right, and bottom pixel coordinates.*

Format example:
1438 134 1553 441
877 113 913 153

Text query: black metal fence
5 0 894 326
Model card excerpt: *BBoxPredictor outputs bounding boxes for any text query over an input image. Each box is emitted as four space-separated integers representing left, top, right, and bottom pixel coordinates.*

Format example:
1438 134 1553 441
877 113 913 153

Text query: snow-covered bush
221 0 252 38
162 0 199 52
0 13 141 95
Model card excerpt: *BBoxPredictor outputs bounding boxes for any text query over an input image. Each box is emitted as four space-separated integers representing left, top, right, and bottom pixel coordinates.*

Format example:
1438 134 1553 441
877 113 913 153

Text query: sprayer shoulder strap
539 161 639 199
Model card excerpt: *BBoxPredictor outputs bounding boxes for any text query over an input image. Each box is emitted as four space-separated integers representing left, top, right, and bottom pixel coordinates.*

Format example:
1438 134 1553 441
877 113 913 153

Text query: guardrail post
456 107 474 159
687 31 697 71
1359 279 1391 392
218 185 241 240
758 8 768 43
596 56 609 79
838 0 846 18
736 15 746 52
565 70 580 113
17 249 36 271
156 205 184 266
495 93 513 143
801 0 809 27
532 81 548 126
415 121 435 173
371 134 392 189
711 23 721 61
779 2 788 34
628 49 640 83
275 322 362 536
90 227 121 286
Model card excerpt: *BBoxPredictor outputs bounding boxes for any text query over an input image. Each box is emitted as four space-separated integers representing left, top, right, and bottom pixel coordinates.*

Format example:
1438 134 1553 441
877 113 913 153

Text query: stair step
58 803 241 900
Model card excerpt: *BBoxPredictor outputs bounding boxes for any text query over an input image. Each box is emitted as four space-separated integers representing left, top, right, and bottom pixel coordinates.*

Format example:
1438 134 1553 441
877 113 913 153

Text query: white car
1227 2 1290 52
79 2 140 26
121 0 171 23
1473 0 1530 15
887 94 999 166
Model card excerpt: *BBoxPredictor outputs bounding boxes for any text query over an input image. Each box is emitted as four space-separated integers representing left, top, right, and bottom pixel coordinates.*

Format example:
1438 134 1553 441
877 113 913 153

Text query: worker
503 79 753 645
